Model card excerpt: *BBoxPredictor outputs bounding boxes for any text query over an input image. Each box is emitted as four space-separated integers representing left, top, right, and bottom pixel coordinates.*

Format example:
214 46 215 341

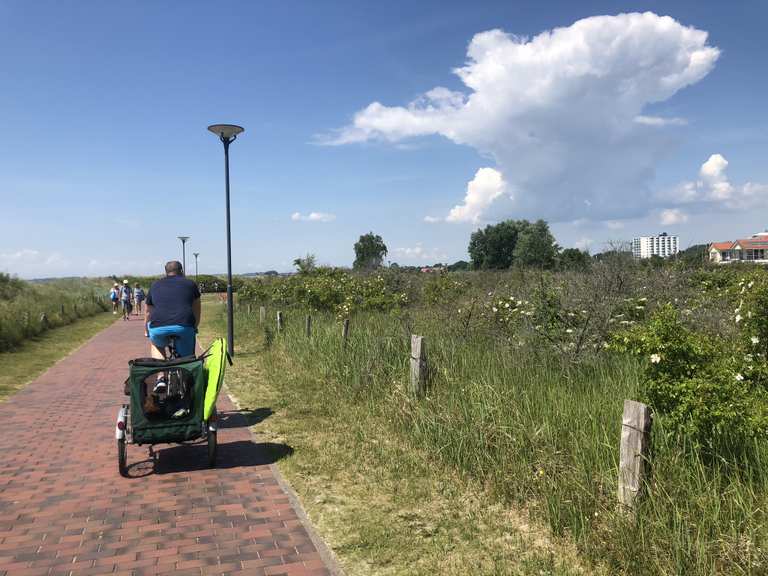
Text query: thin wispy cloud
393 243 448 262
290 212 336 223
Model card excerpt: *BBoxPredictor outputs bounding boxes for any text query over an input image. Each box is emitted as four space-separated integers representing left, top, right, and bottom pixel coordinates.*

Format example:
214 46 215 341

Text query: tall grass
234 305 768 574
0 275 111 351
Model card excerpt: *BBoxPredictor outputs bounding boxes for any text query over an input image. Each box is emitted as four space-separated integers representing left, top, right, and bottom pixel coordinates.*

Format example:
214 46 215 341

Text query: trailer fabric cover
128 357 205 444
203 338 227 420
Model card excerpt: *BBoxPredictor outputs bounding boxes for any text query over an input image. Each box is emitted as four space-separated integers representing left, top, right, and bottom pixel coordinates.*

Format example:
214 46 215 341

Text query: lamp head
208 124 244 141
178 236 190 243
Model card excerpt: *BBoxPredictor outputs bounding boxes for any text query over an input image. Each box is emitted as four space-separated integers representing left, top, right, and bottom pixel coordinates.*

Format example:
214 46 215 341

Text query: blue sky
1 0 767 278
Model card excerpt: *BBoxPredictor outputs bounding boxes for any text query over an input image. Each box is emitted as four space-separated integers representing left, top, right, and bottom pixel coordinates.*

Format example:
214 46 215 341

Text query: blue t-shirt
146 276 201 327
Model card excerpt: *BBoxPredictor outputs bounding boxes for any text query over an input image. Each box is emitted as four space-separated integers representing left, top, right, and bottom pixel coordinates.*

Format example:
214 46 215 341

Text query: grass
0 275 111 351
198 299 597 575
0 310 115 402
200 296 768 575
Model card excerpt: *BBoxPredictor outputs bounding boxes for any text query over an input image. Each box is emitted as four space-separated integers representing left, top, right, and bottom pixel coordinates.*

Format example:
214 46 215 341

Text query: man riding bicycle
144 261 201 391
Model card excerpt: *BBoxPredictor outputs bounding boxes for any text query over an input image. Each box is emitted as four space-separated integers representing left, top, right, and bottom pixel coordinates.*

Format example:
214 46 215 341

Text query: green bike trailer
116 339 230 476
127 356 207 445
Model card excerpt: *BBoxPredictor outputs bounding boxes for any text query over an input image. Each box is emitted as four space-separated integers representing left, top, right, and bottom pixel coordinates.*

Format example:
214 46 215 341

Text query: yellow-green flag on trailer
203 338 227 420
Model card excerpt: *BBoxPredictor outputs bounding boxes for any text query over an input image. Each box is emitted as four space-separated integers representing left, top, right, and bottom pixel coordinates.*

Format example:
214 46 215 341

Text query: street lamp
193 252 200 283
178 236 190 273
208 123 244 358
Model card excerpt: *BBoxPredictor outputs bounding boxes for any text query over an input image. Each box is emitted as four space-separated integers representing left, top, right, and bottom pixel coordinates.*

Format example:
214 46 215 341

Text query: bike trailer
127 356 206 444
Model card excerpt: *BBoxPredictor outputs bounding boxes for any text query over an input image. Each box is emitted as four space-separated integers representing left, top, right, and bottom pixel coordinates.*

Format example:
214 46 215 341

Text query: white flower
650 354 661 364
735 373 744 381
748 281 754 288
505 302 510 308
736 314 743 323
492 307 498 312
565 328 573 334
752 336 760 345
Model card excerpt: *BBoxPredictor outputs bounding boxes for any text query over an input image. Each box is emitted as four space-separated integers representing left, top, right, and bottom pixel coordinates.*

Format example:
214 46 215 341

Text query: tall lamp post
193 252 200 283
178 236 190 273
208 123 244 358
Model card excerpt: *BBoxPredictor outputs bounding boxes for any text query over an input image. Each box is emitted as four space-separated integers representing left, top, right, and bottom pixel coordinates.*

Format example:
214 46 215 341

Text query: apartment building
632 233 679 259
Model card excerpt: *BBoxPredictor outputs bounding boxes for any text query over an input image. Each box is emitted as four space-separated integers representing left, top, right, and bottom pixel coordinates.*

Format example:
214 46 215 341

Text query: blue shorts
148 324 196 357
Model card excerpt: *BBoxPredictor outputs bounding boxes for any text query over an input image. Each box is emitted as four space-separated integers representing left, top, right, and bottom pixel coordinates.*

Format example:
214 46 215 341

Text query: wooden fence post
60 304 65 316
305 315 312 337
342 318 350 347
277 311 284 333
409 335 427 397
247 303 252 315
259 306 266 324
618 399 652 511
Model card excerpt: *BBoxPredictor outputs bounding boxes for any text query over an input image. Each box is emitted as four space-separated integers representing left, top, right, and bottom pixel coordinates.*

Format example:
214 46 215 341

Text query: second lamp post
178 236 190 273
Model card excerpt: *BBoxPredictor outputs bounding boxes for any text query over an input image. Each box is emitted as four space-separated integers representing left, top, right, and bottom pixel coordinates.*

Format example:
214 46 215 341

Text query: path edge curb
226 389 346 576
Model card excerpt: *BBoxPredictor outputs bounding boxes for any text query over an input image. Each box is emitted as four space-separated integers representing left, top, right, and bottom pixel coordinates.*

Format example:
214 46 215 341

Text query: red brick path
0 317 336 576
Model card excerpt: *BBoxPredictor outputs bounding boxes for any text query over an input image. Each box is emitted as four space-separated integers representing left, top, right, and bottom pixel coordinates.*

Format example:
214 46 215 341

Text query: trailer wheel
118 438 128 477
207 429 217 468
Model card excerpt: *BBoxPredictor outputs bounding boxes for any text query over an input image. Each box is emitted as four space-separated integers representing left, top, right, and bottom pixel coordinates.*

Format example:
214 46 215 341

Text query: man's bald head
165 261 184 276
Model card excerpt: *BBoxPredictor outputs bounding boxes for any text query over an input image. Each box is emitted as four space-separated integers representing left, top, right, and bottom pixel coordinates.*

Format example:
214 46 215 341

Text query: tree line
295 221 709 274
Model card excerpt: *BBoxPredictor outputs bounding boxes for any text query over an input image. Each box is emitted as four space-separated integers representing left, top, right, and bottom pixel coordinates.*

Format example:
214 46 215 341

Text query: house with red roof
709 231 768 264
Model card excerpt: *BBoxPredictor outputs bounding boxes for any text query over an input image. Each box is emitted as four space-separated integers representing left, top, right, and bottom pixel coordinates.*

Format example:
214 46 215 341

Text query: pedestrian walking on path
120 279 133 320
109 282 119 314
0 318 339 576
133 282 145 316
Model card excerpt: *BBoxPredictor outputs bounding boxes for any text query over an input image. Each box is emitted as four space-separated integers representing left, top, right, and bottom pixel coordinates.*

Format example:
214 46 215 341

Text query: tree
353 232 388 270
513 219 558 269
468 219 558 269
558 248 591 271
293 253 317 274
674 244 709 268
447 260 471 271
468 220 521 269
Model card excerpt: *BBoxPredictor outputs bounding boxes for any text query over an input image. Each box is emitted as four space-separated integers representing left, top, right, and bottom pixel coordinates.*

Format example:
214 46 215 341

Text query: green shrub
611 304 768 444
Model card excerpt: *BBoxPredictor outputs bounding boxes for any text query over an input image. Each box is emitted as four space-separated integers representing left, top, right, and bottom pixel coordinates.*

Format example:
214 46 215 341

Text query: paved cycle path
0 317 336 576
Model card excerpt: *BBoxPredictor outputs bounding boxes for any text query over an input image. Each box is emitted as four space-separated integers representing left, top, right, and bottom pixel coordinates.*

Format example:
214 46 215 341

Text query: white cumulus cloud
291 211 336 223
324 12 719 223
445 167 508 224
659 208 689 225
659 154 768 212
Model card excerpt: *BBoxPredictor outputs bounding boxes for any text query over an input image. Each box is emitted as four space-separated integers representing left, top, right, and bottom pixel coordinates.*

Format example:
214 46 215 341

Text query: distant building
709 231 768 264
632 233 679 259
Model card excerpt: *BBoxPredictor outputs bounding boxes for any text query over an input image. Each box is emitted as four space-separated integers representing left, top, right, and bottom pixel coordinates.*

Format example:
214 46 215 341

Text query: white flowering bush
610 303 768 444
